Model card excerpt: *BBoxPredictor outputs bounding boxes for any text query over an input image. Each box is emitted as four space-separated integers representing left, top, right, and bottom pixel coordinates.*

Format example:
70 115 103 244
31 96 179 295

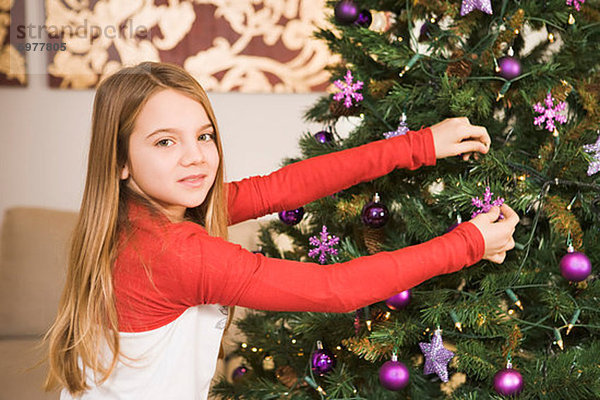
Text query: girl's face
120 89 220 223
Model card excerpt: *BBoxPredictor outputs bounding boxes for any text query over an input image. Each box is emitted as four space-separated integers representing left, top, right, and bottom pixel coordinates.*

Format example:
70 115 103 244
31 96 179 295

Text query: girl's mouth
179 175 206 187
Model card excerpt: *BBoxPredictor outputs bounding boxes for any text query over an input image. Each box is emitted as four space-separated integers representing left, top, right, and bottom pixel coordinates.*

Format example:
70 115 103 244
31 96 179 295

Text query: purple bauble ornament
418 22 431 42
498 56 522 80
386 289 411 310
446 222 460 232
447 215 463 233
493 364 523 396
311 341 336 376
232 365 248 382
361 193 389 228
354 9 372 28
379 354 410 391
314 130 333 144
334 0 359 25
278 207 304 225
560 246 592 282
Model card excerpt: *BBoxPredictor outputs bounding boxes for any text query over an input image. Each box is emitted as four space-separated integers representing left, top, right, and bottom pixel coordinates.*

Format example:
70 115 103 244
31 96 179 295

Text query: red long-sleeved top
113 127 485 333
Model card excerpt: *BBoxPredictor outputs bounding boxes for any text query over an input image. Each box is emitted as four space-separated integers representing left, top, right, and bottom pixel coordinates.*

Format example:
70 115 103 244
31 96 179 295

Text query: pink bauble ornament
560 245 592 282
310 341 336 376
498 56 522 80
493 362 524 396
334 1 358 25
232 365 249 382
379 354 409 391
385 289 411 310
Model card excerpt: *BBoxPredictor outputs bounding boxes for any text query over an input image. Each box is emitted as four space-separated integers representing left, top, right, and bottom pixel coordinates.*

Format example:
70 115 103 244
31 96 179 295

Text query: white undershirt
60 304 228 400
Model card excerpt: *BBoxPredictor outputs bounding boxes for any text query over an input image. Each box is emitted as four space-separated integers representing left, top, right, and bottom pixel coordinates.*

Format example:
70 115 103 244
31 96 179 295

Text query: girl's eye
199 133 215 142
155 133 214 147
155 138 173 147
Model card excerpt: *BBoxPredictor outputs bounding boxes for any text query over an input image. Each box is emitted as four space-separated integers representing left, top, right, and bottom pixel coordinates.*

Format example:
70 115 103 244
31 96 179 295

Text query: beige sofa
0 207 260 400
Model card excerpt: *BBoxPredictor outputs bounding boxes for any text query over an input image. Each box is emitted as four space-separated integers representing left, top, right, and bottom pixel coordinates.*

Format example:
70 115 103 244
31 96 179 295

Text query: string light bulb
477 313 486 326
398 54 422 77
505 289 523 310
553 328 564 350
399 65 410 77
450 310 463 332
304 376 327 395
566 196 577 211
567 309 581 335
548 32 555 43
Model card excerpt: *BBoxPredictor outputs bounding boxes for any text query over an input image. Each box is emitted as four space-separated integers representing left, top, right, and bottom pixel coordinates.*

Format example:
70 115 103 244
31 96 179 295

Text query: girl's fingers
462 152 480 161
458 140 488 155
460 126 491 150
499 204 520 227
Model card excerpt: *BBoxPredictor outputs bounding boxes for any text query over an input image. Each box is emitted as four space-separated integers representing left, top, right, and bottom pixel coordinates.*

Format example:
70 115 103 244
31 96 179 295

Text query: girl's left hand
430 117 491 161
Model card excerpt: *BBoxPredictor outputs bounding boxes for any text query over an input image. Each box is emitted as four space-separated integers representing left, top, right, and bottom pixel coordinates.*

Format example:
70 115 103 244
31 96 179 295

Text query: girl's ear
120 163 130 180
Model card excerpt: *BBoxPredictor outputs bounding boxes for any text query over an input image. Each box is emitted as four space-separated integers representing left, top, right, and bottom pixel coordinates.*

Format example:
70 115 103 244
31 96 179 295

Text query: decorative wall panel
0 0 27 86
44 0 337 91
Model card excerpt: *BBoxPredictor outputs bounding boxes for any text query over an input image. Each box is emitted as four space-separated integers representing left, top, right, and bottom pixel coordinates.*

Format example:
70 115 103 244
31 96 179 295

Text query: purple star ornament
460 0 493 16
419 329 454 382
582 132 600 176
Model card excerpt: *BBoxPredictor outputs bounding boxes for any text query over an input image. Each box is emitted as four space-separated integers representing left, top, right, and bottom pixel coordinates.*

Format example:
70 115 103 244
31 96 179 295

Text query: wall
0 0 327 230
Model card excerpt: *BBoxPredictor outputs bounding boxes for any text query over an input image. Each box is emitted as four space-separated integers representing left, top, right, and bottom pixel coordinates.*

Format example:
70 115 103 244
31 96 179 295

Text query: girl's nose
180 139 206 165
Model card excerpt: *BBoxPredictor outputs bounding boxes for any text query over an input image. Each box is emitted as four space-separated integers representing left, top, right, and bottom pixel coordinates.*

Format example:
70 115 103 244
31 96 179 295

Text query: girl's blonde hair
38 61 234 397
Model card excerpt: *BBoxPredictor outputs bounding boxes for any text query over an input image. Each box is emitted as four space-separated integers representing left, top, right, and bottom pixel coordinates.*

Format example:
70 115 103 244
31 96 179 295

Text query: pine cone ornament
446 50 472 81
362 226 385 254
275 365 298 388
329 99 363 117
369 79 395 99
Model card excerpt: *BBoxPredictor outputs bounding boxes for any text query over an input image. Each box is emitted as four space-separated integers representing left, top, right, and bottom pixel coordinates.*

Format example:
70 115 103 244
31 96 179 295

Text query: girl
41 61 519 399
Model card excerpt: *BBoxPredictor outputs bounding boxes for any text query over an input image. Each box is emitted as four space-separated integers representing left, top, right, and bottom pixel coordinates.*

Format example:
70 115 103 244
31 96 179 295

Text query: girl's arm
226 127 436 226
169 218 483 313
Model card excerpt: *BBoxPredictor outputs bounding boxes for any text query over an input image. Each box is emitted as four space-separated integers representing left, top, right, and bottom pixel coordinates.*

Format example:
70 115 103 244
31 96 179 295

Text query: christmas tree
212 0 600 398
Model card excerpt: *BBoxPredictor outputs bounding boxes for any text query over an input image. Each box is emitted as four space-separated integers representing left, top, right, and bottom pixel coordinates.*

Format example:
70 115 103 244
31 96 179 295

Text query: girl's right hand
468 204 520 264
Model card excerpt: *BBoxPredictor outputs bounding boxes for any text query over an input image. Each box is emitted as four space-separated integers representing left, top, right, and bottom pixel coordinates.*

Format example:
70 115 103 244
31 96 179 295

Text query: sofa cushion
0 207 263 399
0 206 264 337
0 207 78 336
0 337 60 400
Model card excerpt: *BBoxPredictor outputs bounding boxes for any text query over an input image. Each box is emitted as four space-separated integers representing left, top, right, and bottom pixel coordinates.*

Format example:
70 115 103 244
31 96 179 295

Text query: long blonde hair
39 62 234 397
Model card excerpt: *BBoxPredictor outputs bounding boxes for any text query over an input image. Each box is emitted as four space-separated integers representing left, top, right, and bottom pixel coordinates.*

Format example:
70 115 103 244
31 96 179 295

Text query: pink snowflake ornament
333 70 364 108
533 92 567 133
471 186 505 220
308 225 340 264
566 0 585 11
